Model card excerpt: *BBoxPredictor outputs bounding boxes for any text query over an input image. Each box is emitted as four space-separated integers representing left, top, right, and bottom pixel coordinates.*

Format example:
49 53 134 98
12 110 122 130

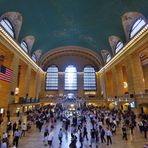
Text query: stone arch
0 12 23 40
121 11 147 41
108 35 123 55
21 35 35 55
34 49 42 61
39 46 102 71
101 49 111 63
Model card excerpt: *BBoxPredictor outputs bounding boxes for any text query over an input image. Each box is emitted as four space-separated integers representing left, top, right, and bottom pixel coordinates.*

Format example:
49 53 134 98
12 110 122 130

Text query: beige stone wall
28 70 36 98
143 64 148 90
106 71 114 97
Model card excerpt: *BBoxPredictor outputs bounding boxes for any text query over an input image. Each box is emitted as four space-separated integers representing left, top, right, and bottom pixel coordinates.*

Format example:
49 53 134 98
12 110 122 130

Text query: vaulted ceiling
0 0 148 56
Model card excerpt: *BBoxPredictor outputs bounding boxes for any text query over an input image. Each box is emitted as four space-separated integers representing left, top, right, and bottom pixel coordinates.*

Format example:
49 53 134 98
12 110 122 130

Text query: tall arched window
115 41 123 54
84 66 96 90
65 65 77 90
46 65 58 90
130 18 146 38
31 53 37 62
20 41 29 53
0 18 15 38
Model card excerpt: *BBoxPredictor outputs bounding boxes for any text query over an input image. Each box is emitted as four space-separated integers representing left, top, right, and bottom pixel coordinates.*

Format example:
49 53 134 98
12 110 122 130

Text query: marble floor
17 118 147 148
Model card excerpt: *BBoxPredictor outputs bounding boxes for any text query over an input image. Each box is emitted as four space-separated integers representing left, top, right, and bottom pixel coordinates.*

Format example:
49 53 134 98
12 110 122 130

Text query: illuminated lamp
15 87 19 95
123 82 128 88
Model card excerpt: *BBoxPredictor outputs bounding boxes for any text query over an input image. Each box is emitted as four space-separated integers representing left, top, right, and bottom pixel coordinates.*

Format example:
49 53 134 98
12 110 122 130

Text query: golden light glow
84 91 96 95
0 26 44 73
70 104 74 108
0 108 4 113
123 82 128 88
99 24 148 73
15 87 19 95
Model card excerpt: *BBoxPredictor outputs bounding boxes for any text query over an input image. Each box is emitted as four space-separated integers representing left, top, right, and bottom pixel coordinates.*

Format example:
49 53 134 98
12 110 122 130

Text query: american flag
0 65 13 82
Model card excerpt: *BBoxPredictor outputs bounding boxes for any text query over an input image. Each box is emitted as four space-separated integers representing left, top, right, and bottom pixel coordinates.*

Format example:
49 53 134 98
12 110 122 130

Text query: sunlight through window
65 65 77 90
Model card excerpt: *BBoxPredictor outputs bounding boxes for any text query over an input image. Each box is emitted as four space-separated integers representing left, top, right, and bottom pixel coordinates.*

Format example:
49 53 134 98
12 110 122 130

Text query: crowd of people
0 102 147 148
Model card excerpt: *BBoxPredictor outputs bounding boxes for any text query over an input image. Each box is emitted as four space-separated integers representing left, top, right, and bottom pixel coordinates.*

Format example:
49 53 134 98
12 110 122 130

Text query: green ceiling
0 0 148 55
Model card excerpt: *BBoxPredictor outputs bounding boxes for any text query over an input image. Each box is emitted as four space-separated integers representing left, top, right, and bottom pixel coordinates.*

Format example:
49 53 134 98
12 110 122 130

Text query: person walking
21 123 27 137
48 126 54 147
100 126 106 143
13 129 20 147
122 125 128 140
106 127 112 146
79 129 83 148
83 125 88 141
90 128 96 147
58 128 63 145
13 122 17 136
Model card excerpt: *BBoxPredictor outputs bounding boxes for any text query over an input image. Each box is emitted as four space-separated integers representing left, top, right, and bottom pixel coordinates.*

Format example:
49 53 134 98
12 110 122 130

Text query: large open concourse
0 0 148 148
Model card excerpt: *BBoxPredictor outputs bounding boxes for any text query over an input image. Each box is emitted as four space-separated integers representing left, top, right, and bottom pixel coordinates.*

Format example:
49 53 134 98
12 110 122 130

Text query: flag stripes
0 65 13 82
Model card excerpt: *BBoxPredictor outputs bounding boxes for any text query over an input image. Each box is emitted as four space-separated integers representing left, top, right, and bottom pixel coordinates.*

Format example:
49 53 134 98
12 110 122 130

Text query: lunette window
31 54 37 62
115 41 123 54
130 18 146 38
0 18 15 38
20 41 29 53
106 54 111 63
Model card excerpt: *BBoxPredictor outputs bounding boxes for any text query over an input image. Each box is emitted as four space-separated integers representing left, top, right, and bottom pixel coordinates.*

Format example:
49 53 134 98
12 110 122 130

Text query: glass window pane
65 65 77 90
46 65 58 90
106 54 111 63
130 18 146 38
115 41 123 54
20 41 28 53
32 54 37 62
84 66 96 90
0 19 14 38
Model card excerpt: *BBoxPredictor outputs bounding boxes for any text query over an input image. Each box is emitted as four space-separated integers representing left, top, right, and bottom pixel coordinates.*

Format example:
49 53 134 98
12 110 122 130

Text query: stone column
111 66 118 97
9 55 19 103
99 71 107 99
35 70 42 99
28 70 36 98
143 65 148 90
125 54 145 95
24 66 31 97
58 72 64 96
18 64 27 98
106 71 114 97
96 72 101 98
40 73 46 97
77 72 84 97
116 65 124 96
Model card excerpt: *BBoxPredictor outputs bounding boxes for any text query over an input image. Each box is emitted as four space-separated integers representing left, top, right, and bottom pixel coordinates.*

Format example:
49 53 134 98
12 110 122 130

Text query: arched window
31 53 37 62
106 53 111 63
115 41 123 54
46 65 58 90
84 66 96 90
0 18 15 38
65 65 77 90
20 41 29 53
130 18 146 38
